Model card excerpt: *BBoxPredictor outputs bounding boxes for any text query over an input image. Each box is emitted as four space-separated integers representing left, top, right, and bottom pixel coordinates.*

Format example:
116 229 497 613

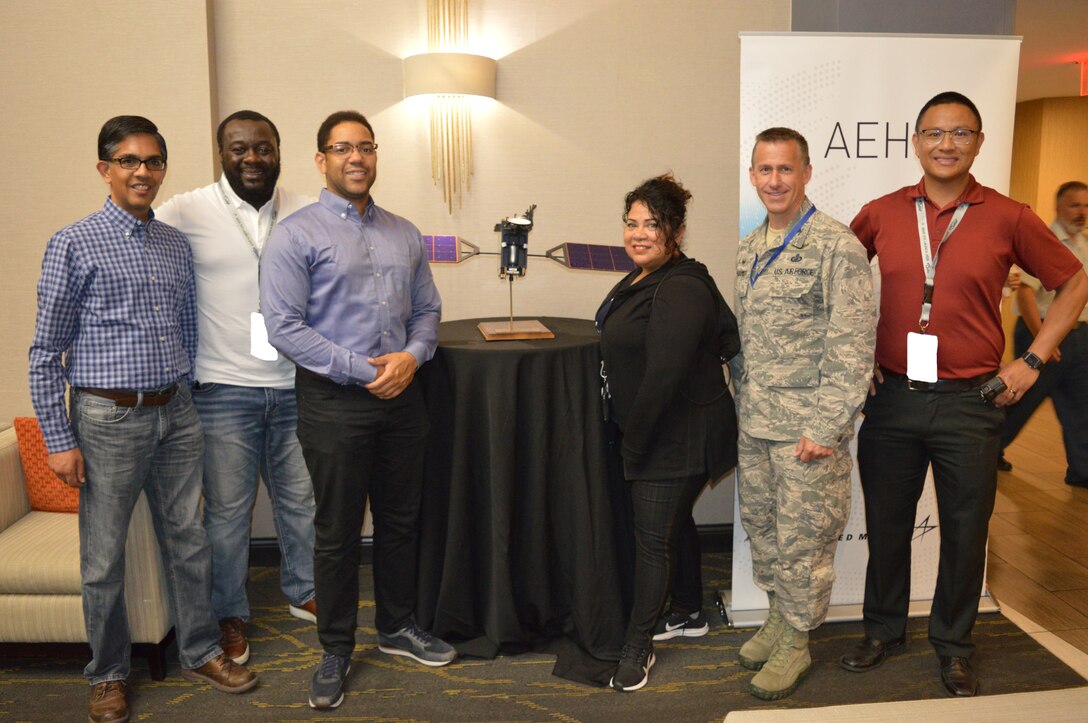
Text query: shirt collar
102 196 154 234
908 174 985 208
761 197 813 248
319 188 373 221
1050 218 1087 246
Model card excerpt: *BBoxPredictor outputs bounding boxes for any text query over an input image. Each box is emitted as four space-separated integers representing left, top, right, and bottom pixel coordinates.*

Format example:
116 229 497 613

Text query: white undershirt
155 176 314 387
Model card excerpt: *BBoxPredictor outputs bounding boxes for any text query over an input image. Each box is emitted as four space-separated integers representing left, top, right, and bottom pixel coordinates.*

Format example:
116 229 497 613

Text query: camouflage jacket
729 199 875 446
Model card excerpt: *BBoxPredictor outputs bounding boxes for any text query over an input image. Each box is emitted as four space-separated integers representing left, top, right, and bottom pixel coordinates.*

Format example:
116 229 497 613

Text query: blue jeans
72 385 222 684
191 383 316 620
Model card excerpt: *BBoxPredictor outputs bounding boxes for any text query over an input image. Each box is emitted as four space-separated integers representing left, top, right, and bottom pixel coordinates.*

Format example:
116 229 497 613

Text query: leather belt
879 367 996 393
77 384 179 407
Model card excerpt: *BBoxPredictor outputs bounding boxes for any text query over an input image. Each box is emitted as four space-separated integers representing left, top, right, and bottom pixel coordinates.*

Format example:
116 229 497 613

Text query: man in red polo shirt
840 91 1088 697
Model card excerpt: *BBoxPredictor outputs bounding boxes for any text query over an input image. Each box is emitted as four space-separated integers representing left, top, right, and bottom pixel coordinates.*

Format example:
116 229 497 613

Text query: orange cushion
13 417 79 513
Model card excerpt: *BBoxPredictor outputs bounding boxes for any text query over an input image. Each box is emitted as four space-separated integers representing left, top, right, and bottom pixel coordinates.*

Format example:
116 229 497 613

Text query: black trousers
857 375 1002 658
625 474 707 648
669 516 704 615
295 368 429 656
1001 319 1088 484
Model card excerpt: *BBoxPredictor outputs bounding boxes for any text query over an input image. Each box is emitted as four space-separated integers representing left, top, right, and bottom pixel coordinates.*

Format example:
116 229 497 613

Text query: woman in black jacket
596 174 739 691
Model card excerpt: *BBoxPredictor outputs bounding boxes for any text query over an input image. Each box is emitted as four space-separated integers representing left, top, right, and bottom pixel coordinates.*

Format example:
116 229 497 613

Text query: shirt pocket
763 261 820 319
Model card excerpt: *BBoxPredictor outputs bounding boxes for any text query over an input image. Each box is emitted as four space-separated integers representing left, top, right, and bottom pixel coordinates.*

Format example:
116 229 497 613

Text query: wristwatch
1022 351 1045 370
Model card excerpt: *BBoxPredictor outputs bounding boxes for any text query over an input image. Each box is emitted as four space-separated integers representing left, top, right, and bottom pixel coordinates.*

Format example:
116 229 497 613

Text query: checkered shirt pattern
29 198 197 452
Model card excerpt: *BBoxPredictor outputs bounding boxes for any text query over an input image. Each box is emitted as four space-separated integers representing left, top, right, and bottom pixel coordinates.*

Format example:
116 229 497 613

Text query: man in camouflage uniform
730 127 875 700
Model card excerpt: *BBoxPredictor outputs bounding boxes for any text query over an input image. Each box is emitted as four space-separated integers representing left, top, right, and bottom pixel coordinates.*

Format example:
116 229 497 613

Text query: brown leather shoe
219 617 250 664
88 680 129 723
182 652 258 693
289 597 317 623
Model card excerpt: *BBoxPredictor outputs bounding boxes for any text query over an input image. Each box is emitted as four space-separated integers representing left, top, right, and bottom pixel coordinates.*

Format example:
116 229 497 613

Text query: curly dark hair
623 173 692 254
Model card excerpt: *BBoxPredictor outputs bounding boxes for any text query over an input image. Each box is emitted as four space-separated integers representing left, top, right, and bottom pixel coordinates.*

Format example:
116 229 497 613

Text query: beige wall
1010 96 1088 216
0 0 216 418
2 1 791 531
1005 96 1088 360
209 0 789 327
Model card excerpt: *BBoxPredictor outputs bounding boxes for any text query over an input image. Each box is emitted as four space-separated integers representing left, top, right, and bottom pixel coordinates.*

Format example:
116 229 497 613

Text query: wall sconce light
1080 60 1088 97
403 1 497 213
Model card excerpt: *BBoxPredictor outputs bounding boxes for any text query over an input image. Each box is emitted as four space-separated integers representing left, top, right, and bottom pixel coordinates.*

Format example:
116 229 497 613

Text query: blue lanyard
749 205 817 288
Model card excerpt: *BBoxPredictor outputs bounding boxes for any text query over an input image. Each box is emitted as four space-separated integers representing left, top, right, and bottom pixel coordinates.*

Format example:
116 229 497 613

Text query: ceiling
1016 0 1087 101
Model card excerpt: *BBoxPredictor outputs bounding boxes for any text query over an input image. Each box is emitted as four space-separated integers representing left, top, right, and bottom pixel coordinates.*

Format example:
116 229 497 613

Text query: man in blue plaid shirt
28 116 258 723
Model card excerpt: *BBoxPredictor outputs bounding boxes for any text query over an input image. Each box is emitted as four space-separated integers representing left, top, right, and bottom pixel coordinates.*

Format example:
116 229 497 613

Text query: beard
224 162 281 209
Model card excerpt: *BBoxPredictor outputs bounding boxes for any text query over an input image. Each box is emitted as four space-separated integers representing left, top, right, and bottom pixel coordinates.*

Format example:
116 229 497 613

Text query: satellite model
419 205 635 340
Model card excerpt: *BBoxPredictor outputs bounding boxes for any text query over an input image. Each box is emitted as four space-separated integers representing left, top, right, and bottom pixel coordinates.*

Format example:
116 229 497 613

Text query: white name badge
906 331 938 383
250 312 279 361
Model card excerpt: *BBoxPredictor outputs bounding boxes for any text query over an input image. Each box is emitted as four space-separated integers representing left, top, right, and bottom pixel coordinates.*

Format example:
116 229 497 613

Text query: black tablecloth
417 317 632 683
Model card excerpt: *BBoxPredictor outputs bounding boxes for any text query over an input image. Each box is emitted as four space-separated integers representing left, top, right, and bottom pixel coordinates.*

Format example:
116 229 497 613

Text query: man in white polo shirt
156 110 316 665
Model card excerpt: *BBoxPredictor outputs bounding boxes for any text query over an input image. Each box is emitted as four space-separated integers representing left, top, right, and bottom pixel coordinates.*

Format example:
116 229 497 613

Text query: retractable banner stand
727 32 1020 627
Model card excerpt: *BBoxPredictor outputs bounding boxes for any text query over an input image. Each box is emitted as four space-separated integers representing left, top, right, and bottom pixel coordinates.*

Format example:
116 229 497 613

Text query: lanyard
749 205 817 287
915 197 968 332
215 180 280 260
216 180 280 311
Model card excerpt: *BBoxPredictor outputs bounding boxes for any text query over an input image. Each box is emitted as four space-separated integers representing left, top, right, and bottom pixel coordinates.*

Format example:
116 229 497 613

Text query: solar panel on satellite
560 243 636 272
423 235 466 263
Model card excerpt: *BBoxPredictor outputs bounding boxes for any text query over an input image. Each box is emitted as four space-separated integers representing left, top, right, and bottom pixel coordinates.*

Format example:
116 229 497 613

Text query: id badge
250 312 279 361
906 331 938 382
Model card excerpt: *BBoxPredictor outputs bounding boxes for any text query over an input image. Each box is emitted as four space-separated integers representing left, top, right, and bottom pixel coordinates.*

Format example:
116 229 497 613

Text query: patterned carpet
1 553 1084 721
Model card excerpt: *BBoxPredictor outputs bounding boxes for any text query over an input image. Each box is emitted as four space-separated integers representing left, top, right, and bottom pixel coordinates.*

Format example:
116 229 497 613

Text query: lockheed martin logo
913 514 938 541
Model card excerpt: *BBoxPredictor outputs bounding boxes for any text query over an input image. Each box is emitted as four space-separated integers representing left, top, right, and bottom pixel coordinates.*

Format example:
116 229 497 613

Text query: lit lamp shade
403 52 497 98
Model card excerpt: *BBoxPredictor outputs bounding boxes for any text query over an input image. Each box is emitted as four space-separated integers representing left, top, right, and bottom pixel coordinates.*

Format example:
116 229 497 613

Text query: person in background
996 181 1088 486
29 115 257 723
731 127 875 700
596 173 739 692
260 110 454 711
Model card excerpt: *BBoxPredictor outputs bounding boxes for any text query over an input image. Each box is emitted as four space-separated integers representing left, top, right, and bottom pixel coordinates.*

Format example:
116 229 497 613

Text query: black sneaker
653 609 709 641
308 652 350 710
609 643 656 691
997 454 1012 472
378 622 457 667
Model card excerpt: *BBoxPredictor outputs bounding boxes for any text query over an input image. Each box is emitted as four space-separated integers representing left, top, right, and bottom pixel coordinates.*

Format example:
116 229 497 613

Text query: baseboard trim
248 524 733 567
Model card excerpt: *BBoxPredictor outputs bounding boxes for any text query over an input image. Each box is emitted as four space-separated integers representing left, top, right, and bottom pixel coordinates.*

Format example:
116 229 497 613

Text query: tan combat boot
738 593 784 670
749 625 811 700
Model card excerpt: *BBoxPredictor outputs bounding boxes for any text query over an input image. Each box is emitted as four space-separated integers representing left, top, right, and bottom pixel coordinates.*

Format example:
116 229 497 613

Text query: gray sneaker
378 622 457 667
308 652 350 710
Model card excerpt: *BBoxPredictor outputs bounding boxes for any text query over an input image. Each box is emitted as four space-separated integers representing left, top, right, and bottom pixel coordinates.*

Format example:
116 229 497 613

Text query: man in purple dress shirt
29 115 257 723
259 110 452 711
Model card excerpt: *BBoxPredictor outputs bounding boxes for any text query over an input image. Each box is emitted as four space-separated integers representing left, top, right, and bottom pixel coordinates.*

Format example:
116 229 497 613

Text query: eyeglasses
105 156 167 171
323 142 378 157
917 128 979 146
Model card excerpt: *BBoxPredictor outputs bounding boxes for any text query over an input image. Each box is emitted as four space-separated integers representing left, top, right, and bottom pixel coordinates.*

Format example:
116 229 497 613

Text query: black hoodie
596 255 739 480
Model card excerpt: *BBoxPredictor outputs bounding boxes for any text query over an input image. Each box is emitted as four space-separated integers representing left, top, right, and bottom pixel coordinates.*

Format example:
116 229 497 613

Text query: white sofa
0 424 175 679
